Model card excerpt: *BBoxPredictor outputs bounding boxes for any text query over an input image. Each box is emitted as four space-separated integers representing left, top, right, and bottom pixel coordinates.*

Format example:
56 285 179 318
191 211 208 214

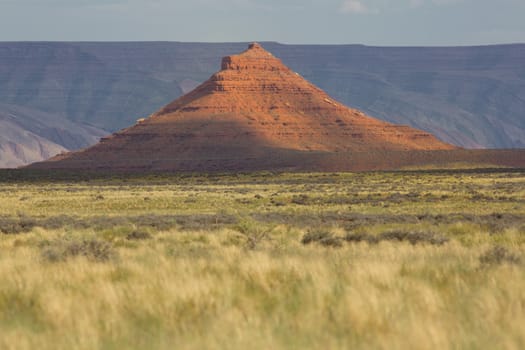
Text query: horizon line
0 40 524 49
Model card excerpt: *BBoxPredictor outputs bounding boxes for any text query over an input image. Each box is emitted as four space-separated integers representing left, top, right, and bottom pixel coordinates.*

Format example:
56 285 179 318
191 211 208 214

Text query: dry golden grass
0 170 524 349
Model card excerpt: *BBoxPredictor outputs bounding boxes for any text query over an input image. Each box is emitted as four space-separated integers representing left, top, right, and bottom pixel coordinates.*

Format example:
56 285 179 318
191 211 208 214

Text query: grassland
0 169 524 349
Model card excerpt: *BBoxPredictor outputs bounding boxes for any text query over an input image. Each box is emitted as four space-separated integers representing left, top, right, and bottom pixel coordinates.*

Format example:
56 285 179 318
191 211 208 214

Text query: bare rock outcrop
33 43 504 172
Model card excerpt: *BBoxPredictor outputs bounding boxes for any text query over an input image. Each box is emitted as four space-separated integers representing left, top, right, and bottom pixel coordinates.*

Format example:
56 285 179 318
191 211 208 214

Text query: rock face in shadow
0 118 67 168
0 103 107 168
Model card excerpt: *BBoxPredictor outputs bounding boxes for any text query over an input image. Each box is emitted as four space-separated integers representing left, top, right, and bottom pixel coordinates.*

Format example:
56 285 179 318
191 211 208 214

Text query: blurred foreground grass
0 170 524 349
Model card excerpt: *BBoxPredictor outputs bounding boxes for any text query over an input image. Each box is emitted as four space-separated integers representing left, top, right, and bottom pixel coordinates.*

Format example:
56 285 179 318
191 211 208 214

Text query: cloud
340 0 466 14
340 0 369 14
409 0 465 7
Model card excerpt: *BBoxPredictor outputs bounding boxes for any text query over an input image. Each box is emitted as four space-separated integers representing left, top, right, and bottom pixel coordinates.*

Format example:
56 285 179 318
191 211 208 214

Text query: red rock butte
29 43 525 172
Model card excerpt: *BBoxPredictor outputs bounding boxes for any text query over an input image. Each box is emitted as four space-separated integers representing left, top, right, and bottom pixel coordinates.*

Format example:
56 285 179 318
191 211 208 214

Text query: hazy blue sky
1 0 524 45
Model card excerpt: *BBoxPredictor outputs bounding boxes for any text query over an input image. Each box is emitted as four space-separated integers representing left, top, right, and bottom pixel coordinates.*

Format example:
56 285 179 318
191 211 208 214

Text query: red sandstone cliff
30 43 468 171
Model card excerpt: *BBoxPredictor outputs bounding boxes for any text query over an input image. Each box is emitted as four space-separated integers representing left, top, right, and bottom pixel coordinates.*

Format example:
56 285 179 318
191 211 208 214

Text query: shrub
344 232 380 244
41 238 117 263
291 194 310 205
301 230 342 247
270 199 286 207
318 236 343 248
379 231 449 245
41 215 75 230
126 230 152 241
301 230 333 245
234 219 274 250
175 214 237 231
0 216 36 234
380 230 410 242
479 246 521 266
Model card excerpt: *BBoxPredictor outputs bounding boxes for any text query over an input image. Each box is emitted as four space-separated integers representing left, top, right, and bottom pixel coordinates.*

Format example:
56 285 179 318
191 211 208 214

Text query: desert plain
0 169 524 349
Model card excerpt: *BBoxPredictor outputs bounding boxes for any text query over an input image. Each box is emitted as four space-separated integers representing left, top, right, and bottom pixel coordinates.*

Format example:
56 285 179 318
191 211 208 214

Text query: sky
1 0 524 46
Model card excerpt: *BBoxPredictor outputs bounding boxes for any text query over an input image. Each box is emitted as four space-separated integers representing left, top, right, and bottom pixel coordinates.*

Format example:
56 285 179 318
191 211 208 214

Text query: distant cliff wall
1 42 524 167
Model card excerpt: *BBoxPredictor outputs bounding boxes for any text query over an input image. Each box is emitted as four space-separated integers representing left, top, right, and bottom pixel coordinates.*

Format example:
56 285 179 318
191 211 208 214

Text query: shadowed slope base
28 148 525 172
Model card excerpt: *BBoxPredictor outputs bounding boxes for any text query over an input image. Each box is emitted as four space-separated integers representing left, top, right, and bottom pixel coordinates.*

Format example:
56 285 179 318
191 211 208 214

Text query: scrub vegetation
0 169 524 349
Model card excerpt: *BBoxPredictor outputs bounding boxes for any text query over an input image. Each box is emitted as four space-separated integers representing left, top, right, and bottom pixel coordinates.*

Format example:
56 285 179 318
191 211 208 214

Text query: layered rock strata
30 43 459 171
